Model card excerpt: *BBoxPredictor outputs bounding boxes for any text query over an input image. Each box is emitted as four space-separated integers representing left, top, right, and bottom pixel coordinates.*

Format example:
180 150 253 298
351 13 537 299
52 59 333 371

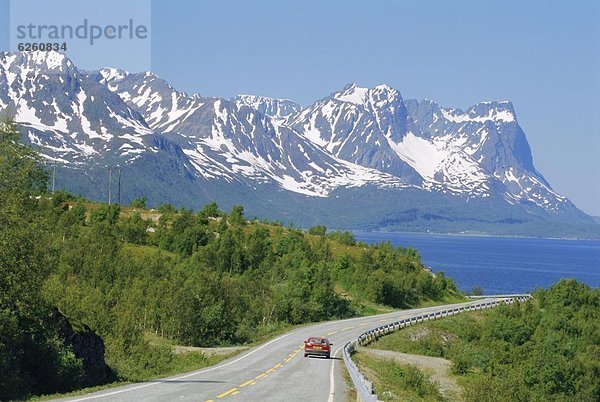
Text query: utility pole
51 162 56 193
117 167 122 205
108 166 112 205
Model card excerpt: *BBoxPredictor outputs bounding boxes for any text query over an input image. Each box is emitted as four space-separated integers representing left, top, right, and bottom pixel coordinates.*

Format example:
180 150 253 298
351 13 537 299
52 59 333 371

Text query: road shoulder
357 347 463 401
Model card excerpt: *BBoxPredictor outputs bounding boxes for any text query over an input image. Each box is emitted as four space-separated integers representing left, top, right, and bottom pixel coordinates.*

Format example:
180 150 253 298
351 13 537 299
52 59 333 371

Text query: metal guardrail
468 294 532 299
342 295 532 402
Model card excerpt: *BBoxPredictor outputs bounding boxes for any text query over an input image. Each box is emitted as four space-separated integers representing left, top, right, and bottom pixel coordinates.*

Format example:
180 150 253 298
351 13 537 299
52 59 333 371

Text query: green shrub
308 225 326 236
130 197 147 209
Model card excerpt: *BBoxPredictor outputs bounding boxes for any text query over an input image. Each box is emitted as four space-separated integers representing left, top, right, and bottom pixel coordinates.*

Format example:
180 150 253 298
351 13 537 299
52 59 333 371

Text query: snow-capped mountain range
0 51 593 234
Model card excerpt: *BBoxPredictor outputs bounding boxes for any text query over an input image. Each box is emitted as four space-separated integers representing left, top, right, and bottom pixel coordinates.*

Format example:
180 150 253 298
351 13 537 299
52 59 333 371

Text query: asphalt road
61 297 506 402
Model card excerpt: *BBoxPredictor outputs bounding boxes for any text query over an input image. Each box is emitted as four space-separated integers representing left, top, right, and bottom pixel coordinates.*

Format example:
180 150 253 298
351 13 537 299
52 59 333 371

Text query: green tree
56 201 86 241
245 227 271 269
90 204 121 226
120 212 149 245
0 118 86 398
325 230 356 245
157 203 177 214
199 202 221 218
471 285 484 296
130 196 147 209
308 225 326 236
229 205 245 225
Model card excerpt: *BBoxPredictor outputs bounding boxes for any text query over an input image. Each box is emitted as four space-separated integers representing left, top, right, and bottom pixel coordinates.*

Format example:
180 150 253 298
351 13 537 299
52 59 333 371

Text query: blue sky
1 0 599 215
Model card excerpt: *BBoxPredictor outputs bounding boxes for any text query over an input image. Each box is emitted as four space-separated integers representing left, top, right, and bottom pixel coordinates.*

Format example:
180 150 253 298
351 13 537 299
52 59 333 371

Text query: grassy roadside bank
353 352 443 401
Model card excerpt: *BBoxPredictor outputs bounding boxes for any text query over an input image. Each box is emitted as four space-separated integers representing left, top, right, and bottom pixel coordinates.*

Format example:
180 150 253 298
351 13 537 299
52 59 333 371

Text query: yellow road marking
274 363 282 369
255 373 267 379
217 388 238 398
266 368 275 374
231 391 239 396
205 400 214 402
341 326 355 331
379 318 388 322
284 357 291 362
239 380 254 387
326 331 337 335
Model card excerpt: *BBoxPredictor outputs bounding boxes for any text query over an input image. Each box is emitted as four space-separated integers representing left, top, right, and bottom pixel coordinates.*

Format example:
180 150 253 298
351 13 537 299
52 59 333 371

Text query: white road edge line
67 333 290 401
327 345 345 402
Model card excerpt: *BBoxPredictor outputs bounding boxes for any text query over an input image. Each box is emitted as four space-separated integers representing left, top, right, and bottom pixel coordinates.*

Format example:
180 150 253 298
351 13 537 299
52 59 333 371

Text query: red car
304 337 333 358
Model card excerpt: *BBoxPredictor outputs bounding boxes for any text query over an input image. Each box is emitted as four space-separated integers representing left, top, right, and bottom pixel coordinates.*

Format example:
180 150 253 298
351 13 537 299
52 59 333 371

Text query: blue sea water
353 232 600 295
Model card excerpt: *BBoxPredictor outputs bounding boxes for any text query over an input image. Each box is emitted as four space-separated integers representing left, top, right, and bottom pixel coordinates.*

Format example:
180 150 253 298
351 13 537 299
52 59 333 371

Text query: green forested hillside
364 279 599 401
0 119 459 399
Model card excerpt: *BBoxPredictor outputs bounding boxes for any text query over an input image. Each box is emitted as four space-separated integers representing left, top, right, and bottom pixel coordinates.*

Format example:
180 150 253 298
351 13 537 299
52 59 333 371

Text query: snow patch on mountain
389 132 443 178
232 94 302 120
441 102 516 124
334 84 370 105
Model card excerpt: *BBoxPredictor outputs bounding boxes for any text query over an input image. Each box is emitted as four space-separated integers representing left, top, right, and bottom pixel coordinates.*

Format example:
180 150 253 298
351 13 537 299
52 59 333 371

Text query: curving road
60 297 510 402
